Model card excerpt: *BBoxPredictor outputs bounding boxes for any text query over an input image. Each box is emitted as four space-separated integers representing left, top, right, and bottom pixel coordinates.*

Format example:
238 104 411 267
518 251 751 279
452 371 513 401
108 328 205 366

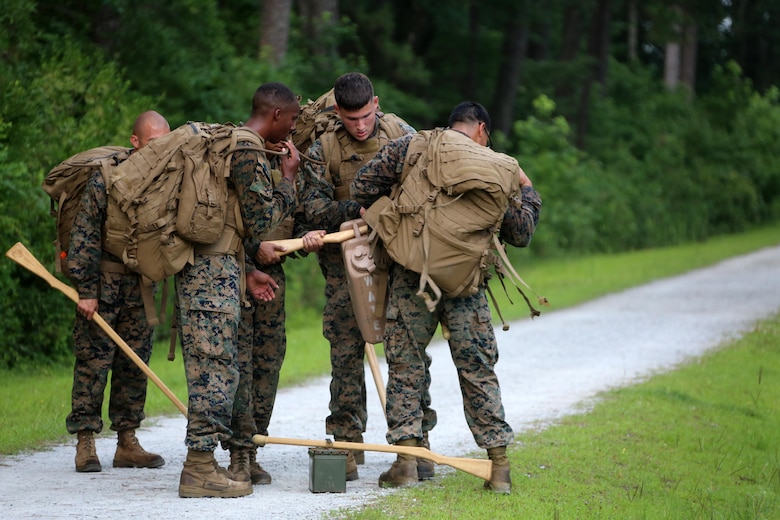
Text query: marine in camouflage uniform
67 171 163 471
177 82 301 498
222 159 310 485
66 110 169 474
300 84 430 476
179 150 296 449
351 102 542 494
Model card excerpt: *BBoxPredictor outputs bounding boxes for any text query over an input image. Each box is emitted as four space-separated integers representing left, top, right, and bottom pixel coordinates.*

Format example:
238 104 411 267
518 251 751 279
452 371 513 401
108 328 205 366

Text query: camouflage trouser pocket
184 296 239 361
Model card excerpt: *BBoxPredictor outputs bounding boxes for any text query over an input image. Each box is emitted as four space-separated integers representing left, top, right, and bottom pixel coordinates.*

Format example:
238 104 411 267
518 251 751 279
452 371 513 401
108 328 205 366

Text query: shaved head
131 110 170 149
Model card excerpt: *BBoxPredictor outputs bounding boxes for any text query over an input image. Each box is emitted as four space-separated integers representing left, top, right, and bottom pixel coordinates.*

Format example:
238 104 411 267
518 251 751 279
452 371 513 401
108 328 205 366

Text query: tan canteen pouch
340 219 389 344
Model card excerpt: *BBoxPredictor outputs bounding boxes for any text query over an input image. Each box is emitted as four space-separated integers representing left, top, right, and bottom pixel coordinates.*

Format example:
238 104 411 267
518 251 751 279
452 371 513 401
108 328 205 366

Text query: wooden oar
5 242 188 417
253 434 492 481
266 225 368 257
364 342 387 415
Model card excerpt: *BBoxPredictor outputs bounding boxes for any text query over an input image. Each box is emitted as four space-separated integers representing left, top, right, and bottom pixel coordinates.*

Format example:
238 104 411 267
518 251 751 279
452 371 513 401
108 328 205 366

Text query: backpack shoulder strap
377 112 410 140
319 128 344 184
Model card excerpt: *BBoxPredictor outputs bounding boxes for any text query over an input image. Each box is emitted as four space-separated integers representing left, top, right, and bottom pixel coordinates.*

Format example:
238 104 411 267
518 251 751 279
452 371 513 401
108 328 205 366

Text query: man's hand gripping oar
265 225 369 257
5 242 188 417
253 434 492 481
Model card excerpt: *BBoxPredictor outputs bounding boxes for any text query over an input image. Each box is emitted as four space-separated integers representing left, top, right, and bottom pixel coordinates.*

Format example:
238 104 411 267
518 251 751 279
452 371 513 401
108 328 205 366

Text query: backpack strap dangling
491 234 548 318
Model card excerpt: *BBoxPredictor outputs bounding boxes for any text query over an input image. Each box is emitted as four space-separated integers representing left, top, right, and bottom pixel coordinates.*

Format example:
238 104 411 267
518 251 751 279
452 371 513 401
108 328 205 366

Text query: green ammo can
308 448 349 493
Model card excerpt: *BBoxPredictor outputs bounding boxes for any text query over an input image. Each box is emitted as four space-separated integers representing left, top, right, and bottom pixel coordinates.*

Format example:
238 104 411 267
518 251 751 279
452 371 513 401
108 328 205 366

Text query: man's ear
273 107 282 121
129 134 140 150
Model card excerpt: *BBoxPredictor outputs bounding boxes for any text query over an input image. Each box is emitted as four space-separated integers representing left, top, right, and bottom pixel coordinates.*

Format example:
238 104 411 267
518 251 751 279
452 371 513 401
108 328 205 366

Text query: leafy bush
0 27 156 368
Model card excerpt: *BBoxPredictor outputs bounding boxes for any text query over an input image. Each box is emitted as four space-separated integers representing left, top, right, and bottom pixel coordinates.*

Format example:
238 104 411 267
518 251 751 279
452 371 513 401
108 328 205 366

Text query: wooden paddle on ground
5 242 188 417
253 434 492 481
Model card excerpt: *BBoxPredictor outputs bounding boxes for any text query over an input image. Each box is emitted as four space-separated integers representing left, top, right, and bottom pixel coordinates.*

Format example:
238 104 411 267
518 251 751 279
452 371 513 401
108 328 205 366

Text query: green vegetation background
2 2 780 372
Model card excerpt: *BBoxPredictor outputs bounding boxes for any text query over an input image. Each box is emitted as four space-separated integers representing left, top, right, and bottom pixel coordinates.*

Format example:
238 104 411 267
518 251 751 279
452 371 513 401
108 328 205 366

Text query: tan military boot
351 434 365 465
346 450 359 481
484 446 511 494
336 435 365 466
227 449 251 482
113 429 165 468
248 448 272 485
75 430 101 473
178 449 253 498
378 439 419 488
417 432 435 480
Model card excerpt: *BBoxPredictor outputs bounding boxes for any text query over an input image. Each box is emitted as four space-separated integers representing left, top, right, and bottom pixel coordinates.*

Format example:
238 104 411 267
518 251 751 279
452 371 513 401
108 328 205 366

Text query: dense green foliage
1 0 779 368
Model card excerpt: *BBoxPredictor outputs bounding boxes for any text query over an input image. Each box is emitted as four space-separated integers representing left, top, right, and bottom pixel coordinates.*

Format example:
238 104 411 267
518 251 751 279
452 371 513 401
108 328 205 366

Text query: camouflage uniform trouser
319 247 367 439
66 271 154 435
384 266 513 449
224 262 287 451
177 253 241 451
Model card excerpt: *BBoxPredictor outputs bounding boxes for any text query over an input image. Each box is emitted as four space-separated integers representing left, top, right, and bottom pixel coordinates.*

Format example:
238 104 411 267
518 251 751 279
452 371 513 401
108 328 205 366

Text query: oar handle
5 242 188 417
266 225 368 256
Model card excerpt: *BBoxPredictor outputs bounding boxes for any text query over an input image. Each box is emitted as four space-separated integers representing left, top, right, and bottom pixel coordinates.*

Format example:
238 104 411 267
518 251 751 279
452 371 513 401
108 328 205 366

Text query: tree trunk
559 3 584 61
662 4 695 97
680 21 697 95
627 0 638 62
298 0 339 50
575 0 611 149
491 6 529 136
553 3 587 104
664 40 681 89
260 0 294 64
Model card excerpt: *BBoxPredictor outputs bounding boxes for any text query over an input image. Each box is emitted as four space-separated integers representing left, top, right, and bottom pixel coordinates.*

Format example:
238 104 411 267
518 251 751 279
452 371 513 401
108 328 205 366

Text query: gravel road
2 245 779 519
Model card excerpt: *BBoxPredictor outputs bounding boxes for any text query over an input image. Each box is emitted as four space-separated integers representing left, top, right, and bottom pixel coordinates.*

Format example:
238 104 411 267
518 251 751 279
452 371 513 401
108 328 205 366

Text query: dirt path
2 245 779 520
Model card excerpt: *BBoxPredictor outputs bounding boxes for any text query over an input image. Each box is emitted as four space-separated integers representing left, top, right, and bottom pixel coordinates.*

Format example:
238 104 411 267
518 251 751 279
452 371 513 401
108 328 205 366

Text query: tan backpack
42 146 133 279
363 128 541 318
104 122 266 282
292 88 339 156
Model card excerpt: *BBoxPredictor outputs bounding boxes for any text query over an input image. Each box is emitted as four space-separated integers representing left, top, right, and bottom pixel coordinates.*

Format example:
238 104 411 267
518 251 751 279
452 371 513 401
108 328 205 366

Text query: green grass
341 314 780 519
2 223 780 516
0 316 337 454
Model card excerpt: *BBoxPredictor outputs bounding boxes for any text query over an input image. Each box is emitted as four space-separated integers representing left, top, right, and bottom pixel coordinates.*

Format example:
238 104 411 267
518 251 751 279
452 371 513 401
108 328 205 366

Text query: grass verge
342 313 780 519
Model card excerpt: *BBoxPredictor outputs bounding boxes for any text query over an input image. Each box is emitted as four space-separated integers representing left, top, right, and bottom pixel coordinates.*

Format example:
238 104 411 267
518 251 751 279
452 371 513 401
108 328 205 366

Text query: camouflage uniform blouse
68 171 119 299
301 115 415 232
229 142 298 259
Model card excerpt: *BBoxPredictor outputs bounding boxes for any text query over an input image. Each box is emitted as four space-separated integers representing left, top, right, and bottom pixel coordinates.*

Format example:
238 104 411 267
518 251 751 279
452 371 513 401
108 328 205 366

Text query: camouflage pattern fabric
319 247 368 438
249 262 287 436
179 140 297 451
351 131 543 449
66 172 154 434
177 253 241 450
383 266 513 448
301 116 428 440
223 262 287 451
225 149 307 451
231 143 297 261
